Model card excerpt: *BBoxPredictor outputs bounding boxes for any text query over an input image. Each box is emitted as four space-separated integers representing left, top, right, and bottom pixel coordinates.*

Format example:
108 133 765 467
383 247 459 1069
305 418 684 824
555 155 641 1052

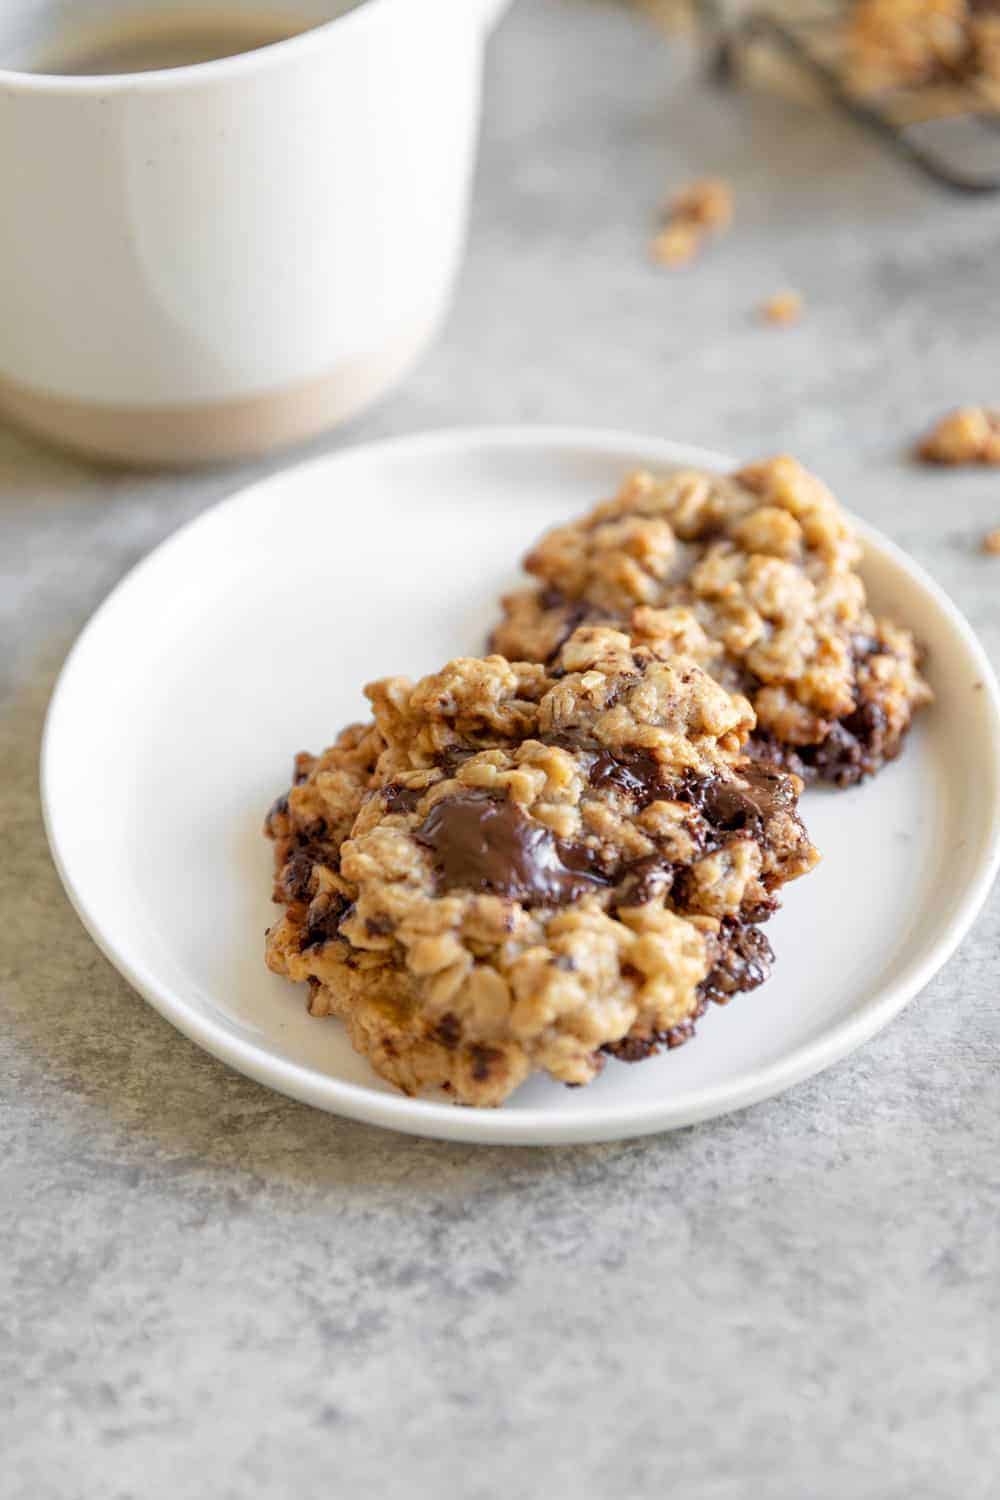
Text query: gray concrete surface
3 2 999 1496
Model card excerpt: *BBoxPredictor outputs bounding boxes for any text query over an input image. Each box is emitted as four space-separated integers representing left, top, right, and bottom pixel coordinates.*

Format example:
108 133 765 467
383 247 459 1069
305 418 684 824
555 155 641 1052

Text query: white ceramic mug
0 0 508 465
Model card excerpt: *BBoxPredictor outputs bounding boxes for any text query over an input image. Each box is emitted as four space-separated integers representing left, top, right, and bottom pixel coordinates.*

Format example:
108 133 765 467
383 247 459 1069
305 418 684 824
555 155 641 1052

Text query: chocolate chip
613 855 676 909
469 1043 503 1081
264 794 290 837
744 731 810 782
843 699 888 741
603 674 643 708
704 768 787 831
382 783 424 814
433 1012 462 1049
700 920 773 1006
413 790 609 907
604 1035 658 1063
364 914 395 936
589 748 668 805
281 850 315 904
797 699 891 788
603 1012 704 1062
530 590 604 661
742 896 780 924
605 920 774 1062
300 893 351 951
679 764 793 838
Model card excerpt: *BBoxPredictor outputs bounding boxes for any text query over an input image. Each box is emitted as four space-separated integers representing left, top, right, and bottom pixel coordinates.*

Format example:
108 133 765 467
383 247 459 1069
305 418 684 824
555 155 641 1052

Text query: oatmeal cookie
651 177 733 268
490 457 931 787
265 627 818 1106
847 0 1000 93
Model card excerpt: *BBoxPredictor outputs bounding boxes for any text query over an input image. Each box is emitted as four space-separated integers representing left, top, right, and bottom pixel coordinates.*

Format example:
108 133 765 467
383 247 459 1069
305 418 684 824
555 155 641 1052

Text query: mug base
0 315 439 468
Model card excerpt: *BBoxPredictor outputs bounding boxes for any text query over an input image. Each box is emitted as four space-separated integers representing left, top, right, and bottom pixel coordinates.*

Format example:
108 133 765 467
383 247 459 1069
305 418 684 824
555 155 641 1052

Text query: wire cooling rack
696 0 1000 193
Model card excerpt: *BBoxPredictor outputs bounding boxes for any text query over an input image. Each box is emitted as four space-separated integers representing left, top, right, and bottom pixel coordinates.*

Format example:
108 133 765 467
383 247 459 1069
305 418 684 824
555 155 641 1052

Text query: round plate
42 428 1000 1144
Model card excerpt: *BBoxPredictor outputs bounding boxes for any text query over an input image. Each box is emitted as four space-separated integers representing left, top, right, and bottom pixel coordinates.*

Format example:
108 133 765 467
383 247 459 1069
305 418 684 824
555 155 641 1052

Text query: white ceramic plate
42 428 1000 1145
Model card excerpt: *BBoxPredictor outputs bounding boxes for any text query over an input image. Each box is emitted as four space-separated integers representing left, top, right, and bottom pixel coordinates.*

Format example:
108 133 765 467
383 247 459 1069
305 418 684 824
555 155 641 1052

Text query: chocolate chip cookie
265 626 818 1106
490 456 931 786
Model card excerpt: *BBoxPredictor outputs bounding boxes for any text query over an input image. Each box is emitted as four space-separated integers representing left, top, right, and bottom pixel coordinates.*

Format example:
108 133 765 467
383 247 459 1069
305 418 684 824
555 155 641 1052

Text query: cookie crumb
982 528 1000 555
761 290 804 325
917 407 1000 465
668 177 733 232
650 222 701 266
651 177 732 268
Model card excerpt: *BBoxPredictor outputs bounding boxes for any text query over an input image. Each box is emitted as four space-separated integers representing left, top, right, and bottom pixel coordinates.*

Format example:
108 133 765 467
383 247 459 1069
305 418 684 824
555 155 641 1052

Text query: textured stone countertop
4 3 999 1496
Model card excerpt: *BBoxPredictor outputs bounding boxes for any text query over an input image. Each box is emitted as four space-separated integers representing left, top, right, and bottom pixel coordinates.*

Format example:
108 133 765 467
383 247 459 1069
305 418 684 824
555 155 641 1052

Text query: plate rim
40 424 1000 1145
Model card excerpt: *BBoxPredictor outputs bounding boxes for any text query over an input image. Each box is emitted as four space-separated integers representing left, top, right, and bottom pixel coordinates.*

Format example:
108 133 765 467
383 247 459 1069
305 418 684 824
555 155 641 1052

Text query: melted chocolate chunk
299 816 328 842
845 699 888 742
413 790 609 907
547 602 603 660
679 764 793 837
742 895 780 924
613 854 676 909
264 794 289 836
604 918 775 1065
700 920 773 1005
591 752 795 839
744 731 810 783
703 764 792 831
526 589 605 662
797 700 891 788
603 1008 706 1063
589 748 667 804
281 849 315 904
301 893 351 951
382 783 424 815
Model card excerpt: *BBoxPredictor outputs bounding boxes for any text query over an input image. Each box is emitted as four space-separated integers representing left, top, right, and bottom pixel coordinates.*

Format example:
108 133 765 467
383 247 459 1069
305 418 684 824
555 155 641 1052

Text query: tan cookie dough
265 627 818 1106
490 456 932 787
